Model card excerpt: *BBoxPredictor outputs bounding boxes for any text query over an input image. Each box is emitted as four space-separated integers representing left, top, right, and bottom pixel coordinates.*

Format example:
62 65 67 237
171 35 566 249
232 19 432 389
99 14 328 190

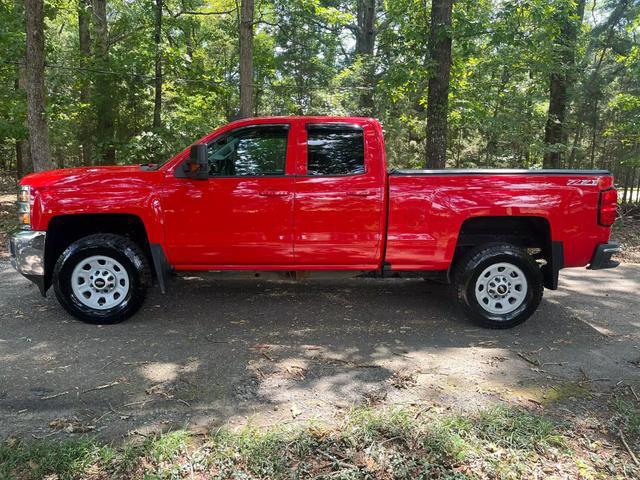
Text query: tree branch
163 4 235 18
177 9 235 16
108 25 147 48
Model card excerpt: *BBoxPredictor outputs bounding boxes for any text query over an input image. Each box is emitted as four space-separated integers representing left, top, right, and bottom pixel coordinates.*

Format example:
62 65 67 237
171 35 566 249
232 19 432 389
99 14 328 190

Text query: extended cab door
162 123 296 267
293 121 386 267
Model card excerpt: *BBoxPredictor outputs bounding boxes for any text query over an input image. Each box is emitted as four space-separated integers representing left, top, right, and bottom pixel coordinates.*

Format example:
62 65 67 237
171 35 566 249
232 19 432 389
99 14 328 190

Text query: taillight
598 188 617 226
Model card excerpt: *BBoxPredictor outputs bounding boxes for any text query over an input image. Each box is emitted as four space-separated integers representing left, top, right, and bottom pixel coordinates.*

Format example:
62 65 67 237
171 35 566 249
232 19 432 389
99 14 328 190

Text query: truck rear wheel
454 243 543 329
53 234 150 324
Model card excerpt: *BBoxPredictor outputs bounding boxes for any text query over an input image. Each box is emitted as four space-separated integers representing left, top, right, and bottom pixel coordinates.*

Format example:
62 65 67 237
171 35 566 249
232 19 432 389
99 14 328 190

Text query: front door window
207 126 289 177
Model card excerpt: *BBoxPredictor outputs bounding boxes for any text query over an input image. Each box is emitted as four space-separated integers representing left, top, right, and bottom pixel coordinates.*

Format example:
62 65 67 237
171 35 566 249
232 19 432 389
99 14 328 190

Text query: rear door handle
259 191 290 197
346 190 376 197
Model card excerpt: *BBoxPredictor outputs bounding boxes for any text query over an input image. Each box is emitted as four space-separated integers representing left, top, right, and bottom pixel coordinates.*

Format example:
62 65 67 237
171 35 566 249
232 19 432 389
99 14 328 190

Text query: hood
20 165 155 190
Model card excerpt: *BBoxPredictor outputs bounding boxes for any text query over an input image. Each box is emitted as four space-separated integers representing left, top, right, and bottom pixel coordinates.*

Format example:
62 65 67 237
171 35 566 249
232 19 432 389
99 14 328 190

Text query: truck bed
385 169 613 271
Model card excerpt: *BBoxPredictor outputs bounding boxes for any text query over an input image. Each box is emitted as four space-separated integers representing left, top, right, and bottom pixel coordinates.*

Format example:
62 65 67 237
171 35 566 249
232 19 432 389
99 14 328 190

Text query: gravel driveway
1 260 638 440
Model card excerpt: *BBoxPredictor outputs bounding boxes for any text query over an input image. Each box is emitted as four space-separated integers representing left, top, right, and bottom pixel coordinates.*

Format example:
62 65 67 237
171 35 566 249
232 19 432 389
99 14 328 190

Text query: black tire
454 243 543 329
53 234 151 324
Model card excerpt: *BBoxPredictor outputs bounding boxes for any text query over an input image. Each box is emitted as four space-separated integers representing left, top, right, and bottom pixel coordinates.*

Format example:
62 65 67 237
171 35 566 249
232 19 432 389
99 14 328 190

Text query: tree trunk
92 0 116 164
15 141 22 176
543 0 586 168
153 0 162 129
355 0 376 115
567 121 582 168
15 117 32 179
54 145 65 168
14 0 31 178
15 59 32 178
485 67 509 165
629 167 636 204
184 26 193 63
425 0 454 169
24 0 54 172
181 0 194 64
622 166 630 204
78 0 92 165
239 0 254 118
589 98 599 169
543 72 567 168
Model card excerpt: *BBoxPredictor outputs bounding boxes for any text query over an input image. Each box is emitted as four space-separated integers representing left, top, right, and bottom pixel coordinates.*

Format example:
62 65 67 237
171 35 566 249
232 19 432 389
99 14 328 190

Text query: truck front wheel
53 234 151 324
454 243 543 329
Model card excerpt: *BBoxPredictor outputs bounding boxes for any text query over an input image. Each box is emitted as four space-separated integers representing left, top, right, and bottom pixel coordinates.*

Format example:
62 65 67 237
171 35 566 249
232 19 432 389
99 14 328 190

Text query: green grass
612 396 640 441
0 438 111 479
2 404 639 479
0 405 581 480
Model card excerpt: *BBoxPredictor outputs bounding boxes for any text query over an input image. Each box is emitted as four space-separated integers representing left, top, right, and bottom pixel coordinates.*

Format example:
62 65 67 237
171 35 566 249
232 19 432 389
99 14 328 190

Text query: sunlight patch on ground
140 362 181 383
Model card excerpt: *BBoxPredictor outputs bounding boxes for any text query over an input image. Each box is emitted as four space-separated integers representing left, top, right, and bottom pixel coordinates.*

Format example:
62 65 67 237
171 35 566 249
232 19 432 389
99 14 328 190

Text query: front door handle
259 191 290 197
346 190 376 197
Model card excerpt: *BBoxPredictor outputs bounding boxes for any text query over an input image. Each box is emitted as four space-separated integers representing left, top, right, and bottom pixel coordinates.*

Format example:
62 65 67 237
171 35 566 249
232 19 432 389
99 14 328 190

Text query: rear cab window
306 124 365 176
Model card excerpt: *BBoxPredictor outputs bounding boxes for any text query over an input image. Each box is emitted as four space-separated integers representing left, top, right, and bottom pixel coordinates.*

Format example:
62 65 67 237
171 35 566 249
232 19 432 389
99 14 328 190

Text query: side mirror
186 144 208 179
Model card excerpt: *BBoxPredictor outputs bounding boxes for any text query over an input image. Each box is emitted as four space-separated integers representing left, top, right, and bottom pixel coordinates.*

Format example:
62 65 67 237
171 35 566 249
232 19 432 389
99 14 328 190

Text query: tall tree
92 0 116 164
13 0 31 178
239 0 254 118
2 0 640 181
425 0 454 169
24 0 54 171
542 0 586 168
355 0 376 114
78 0 92 165
15 73 31 178
153 0 163 129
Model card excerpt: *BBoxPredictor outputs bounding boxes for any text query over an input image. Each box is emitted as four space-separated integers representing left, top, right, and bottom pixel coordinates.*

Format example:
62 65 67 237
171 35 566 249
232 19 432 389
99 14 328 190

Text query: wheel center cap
497 285 507 295
94 278 106 288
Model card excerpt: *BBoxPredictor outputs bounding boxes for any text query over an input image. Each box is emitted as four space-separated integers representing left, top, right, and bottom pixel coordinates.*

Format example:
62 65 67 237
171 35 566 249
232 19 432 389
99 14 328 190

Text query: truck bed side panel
386 173 612 270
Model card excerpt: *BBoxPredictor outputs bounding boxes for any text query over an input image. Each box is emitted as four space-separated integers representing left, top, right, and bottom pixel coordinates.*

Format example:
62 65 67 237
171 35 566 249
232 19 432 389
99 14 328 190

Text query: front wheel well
451 216 561 290
44 214 152 293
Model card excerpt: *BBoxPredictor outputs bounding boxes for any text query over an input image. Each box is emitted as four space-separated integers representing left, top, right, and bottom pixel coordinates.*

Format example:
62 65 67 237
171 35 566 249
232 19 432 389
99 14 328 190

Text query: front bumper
8 229 47 294
588 242 621 270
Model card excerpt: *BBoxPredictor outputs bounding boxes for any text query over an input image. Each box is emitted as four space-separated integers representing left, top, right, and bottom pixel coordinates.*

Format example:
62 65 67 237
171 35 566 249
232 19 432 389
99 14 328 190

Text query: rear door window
306 125 365 176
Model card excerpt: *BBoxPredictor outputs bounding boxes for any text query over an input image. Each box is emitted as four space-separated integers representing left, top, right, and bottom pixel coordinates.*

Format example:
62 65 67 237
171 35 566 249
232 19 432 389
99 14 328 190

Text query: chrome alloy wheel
474 262 527 315
71 255 130 310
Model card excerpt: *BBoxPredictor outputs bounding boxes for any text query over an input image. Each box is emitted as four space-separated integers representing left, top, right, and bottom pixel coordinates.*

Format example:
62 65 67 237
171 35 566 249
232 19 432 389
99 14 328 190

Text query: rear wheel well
44 214 152 292
451 216 560 289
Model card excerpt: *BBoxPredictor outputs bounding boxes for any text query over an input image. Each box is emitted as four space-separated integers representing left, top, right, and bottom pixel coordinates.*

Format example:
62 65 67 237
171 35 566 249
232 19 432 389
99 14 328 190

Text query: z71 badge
567 179 598 186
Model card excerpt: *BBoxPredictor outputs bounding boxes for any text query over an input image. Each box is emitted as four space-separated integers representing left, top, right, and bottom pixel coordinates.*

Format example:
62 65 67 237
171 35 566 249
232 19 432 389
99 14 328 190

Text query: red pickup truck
9 116 620 328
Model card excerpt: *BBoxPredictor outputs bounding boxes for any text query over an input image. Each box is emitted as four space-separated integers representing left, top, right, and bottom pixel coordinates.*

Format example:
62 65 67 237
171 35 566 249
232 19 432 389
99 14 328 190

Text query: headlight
17 185 31 229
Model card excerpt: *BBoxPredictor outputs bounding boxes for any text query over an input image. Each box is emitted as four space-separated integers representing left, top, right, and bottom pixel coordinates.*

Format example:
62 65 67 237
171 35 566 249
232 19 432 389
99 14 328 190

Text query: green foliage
611 395 640 442
0 0 27 157
0 438 105 480
0 0 639 176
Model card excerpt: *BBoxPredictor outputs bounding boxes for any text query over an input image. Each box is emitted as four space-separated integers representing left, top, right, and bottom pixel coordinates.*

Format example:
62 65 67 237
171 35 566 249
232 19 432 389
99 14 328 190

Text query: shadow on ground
0 261 638 440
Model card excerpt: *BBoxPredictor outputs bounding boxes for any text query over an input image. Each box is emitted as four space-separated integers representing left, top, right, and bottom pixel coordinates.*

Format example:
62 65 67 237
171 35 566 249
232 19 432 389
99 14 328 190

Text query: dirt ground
0 176 638 448
0 175 17 258
614 205 640 263
1 258 638 441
